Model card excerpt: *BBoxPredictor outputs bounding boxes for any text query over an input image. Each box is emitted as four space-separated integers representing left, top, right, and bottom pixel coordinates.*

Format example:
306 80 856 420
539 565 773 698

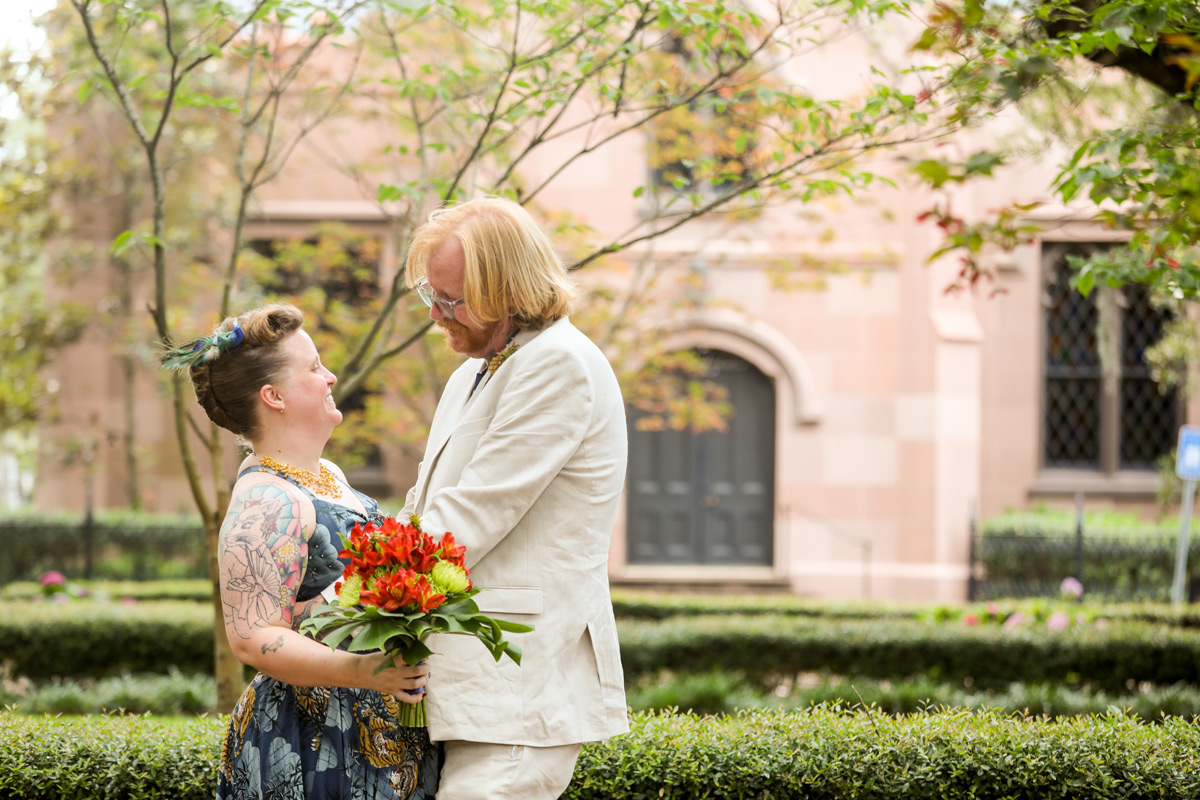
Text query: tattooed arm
218 477 428 699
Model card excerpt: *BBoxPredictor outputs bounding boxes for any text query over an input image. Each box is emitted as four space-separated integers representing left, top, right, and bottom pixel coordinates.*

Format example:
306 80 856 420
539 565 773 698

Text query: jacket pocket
474 585 544 615
586 619 623 690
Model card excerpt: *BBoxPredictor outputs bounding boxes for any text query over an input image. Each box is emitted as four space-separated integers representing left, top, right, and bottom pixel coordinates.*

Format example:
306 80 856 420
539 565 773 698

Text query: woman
162 303 439 800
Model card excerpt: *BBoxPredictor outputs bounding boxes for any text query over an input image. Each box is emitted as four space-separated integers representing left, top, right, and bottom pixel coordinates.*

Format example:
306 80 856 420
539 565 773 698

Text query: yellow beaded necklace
259 455 343 498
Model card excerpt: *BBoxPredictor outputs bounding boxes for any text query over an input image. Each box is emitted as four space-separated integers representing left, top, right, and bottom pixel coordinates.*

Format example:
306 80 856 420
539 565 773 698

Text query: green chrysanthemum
337 573 364 607
429 561 471 595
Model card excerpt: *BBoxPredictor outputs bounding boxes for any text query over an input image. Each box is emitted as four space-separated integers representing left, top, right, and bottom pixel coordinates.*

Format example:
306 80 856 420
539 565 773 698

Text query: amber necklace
258 454 343 498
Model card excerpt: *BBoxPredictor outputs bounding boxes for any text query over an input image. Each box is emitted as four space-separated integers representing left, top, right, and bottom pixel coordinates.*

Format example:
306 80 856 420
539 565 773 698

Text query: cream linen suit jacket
402 316 629 747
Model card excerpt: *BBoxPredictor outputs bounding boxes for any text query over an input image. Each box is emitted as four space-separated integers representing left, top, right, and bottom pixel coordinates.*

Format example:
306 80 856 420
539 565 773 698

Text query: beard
437 317 498 357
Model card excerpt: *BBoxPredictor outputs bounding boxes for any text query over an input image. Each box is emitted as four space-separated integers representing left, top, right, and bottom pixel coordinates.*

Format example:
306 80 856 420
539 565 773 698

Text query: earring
279 405 285 414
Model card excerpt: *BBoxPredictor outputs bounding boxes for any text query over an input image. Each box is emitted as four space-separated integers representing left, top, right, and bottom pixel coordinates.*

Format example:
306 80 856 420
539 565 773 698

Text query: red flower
409 574 447 613
360 568 419 612
437 532 467 567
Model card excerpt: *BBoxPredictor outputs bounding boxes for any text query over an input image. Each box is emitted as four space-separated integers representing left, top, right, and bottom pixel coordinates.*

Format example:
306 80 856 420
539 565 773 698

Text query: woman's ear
260 384 285 414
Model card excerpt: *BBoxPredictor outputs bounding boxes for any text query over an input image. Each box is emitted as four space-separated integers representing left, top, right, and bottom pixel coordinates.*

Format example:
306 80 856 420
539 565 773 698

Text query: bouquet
300 514 531 726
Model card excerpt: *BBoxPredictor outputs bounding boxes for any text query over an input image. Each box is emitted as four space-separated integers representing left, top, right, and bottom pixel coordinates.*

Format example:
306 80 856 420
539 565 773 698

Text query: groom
401 197 629 799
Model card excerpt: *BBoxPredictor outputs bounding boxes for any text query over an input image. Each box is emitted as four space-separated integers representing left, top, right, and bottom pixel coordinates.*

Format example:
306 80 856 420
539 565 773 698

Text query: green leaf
399 639 433 665
348 620 404 653
110 231 135 256
493 619 534 633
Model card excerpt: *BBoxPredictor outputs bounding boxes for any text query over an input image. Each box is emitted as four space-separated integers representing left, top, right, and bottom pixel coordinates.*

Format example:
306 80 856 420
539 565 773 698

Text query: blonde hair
406 197 576 327
172 304 305 440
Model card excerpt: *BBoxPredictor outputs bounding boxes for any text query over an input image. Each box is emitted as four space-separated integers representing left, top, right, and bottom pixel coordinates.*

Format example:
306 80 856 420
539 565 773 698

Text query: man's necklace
487 333 521 375
259 455 343 498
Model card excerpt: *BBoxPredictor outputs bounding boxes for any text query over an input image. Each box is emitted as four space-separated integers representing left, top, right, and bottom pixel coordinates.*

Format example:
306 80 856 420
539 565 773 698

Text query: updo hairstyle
186 304 304 440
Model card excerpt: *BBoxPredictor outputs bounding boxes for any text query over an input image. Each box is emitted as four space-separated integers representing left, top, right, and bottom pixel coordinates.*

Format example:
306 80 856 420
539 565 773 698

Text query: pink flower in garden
1002 612 1025 631
1059 577 1084 599
963 613 979 626
120 597 138 606
40 570 65 588
1046 611 1070 631
986 602 999 615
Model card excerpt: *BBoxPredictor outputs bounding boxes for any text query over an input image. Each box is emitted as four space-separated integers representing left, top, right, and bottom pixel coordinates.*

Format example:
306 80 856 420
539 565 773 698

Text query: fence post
83 494 95 581
1075 491 1085 601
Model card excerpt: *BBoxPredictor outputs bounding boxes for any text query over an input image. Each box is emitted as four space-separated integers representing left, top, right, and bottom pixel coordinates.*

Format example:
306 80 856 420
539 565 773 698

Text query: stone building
28 12 1195 602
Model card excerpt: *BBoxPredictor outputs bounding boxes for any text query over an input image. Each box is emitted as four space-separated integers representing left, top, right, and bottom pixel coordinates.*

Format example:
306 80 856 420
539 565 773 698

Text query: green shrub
627 671 1200 721
14 601 1200 693
567 708 1200 799
977 509 1200 601
616 614 1200 692
0 601 212 678
0 712 223 800
6 709 1200 799
0 578 212 603
0 510 205 583
610 588 912 621
0 670 216 716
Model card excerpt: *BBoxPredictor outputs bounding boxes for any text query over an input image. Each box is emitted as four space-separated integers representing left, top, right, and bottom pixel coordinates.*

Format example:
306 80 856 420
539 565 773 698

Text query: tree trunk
207 515 245 712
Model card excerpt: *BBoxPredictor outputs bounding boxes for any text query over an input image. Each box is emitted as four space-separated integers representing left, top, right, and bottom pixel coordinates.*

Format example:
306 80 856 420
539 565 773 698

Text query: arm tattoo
261 635 285 655
219 484 308 639
292 599 318 632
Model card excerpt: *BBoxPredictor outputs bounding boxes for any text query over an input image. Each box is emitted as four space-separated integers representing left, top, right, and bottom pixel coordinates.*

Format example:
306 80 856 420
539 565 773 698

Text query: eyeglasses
415 280 467 320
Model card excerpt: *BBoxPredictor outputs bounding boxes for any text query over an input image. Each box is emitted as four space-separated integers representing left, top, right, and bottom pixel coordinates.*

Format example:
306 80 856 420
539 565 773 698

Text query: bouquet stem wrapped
300 515 531 727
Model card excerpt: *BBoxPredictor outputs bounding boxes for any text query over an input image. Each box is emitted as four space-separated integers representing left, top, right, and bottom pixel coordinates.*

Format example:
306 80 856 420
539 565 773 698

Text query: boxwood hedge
0 601 213 678
0 579 213 603
4 708 1200 799
9 602 1200 692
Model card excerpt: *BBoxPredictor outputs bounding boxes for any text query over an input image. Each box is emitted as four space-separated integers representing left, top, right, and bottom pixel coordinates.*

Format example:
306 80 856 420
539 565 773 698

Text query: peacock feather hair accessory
161 325 245 371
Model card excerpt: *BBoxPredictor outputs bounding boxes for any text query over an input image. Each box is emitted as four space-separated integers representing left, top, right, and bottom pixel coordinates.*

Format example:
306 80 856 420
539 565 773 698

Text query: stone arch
656 310 822 427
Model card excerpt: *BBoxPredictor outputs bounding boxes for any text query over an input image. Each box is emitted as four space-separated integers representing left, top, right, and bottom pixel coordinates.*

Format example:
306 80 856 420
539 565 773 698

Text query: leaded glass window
1042 243 1178 472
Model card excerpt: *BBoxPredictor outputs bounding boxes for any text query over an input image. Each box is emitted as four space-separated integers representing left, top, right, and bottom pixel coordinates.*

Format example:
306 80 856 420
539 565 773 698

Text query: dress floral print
217 468 439 800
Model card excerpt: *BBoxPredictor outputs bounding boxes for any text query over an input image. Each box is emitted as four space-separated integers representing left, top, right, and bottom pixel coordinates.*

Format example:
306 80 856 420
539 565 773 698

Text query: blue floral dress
217 468 440 800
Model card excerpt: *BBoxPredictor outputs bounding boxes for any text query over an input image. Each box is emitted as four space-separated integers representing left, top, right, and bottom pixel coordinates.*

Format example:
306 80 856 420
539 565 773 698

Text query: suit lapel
412 362 479 512
412 321 561 512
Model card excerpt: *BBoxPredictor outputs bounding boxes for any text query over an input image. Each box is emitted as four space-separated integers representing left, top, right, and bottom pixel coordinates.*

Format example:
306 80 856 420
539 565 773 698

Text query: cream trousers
437 740 583 800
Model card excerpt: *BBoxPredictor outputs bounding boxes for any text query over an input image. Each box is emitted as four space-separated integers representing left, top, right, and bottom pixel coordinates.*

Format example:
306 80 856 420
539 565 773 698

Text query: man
402 196 629 799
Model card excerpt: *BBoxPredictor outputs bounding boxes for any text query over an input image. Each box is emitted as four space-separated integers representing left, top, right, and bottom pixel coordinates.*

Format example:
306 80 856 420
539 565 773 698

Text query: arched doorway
627 349 776 565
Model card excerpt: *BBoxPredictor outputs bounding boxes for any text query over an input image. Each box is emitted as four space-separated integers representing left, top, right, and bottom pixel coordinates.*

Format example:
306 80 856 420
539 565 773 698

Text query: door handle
702 495 719 508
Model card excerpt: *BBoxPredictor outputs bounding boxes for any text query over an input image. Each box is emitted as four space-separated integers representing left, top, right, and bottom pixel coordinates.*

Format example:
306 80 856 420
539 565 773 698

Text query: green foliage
615 613 1200 693
0 75 88 435
0 711 223 800
0 511 205 583
0 578 211 602
6 708 1200 799
628 670 1200 721
0 668 216 716
978 508 1200 601
18 599 1200 692
0 600 213 679
911 0 1200 297
568 707 1200 799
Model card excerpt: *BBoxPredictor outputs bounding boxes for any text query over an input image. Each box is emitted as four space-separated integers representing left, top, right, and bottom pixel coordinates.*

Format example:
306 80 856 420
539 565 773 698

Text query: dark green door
627 350 775 565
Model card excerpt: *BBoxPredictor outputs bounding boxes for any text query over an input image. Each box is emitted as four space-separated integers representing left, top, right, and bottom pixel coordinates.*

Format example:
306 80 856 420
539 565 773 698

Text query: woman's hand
357 653 430 703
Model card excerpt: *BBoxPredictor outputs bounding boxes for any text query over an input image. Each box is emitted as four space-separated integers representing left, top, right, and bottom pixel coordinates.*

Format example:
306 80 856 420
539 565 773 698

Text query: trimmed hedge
568 707 1200 799
0 579 213 603
1 669 216 716
10 602 1200 692
609 588 920 621
627 670 1200 720
0 712 223 800
978 509 1200 601
0 601 213 678
616 614 1200 692
0 510 205 583
4 709 1200 799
